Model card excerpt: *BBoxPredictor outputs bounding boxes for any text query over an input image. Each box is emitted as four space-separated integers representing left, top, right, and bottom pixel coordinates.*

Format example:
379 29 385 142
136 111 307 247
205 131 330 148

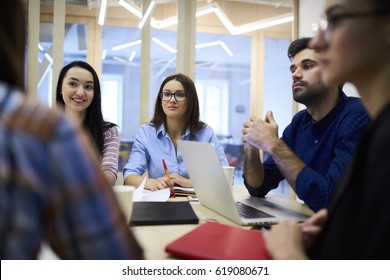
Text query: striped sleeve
101 126 119 186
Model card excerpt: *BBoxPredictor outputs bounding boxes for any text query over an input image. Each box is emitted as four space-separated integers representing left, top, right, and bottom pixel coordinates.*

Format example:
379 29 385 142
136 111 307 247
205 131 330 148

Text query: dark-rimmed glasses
160 91 187 102
312 9 390 42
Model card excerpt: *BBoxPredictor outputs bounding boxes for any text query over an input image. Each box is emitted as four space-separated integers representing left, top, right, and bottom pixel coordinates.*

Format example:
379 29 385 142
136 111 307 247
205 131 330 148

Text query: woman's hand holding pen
145 177 174 191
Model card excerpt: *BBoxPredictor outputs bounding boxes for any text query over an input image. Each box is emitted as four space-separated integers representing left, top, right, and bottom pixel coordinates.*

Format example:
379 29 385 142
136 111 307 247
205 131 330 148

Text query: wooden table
132 184 313 260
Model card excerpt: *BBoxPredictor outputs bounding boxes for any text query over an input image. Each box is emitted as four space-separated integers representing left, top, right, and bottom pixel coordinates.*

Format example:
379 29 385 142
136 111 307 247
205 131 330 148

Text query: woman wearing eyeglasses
263 0 390 259
123 73 228 191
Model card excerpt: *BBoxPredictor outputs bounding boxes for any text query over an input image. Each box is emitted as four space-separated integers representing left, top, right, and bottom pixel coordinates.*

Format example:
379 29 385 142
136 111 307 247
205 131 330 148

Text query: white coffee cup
113 185 135 223
222 166 235 189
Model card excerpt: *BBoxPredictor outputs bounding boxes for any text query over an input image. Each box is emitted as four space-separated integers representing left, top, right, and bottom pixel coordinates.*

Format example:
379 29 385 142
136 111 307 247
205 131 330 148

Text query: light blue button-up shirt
123 123 228 179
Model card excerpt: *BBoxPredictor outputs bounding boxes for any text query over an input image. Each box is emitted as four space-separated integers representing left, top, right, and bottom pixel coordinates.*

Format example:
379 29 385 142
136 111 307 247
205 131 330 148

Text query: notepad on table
173 186 195 196
165 221 272 260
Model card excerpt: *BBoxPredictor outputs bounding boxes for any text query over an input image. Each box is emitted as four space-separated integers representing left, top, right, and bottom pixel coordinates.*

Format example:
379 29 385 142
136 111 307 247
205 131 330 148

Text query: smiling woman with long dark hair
56 61 119 186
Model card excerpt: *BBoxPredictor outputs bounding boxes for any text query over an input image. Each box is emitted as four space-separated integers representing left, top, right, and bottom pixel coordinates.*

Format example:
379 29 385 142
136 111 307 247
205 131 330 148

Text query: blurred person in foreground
264 0 390 259
242 37 369 212
0 0 143 259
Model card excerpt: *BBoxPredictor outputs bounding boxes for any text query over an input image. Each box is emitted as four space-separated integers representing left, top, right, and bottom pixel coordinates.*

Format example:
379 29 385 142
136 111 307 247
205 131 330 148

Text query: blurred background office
24 0 308 195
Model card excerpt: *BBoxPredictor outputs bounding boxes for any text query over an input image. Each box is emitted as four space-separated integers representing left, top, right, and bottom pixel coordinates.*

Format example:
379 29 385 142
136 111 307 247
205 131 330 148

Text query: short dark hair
55 60 116 154
0 0 25 90
288 37 345 91
287 37 312 61
150 73 205 140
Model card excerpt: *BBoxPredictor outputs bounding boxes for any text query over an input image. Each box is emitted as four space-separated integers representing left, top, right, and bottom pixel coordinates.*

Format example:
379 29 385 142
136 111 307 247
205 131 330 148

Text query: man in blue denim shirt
242 38 369 212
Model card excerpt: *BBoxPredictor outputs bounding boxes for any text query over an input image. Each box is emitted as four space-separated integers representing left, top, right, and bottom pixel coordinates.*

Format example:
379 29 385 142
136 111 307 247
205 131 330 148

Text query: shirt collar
317 91 347 124
156 124 166 137
312 91 347 131
156 123 191 138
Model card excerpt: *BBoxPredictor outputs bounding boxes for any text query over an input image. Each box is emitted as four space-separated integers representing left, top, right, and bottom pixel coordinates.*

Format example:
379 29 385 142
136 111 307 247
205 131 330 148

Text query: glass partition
101 26 141 139
32 1 293 188
37 23 88 106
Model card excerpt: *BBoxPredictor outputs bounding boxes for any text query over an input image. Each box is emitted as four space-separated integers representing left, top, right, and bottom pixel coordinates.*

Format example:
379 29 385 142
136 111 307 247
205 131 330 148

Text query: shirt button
314 140 318 144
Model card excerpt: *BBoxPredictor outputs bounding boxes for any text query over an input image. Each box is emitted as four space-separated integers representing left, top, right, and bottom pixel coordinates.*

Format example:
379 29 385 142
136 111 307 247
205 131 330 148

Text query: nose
168 96 177 103
292 68 302 81
75 85 84 95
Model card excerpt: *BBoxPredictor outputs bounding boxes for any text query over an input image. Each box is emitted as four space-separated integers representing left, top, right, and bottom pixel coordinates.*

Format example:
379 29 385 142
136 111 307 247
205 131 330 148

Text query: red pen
162 159 176 198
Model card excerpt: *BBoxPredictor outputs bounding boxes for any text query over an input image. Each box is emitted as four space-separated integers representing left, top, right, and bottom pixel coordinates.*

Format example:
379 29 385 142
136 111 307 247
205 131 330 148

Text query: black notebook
129 201 199 226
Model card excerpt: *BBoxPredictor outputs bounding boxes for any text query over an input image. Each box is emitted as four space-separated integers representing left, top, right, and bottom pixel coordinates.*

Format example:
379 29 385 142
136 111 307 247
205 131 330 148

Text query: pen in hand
162 159 176 198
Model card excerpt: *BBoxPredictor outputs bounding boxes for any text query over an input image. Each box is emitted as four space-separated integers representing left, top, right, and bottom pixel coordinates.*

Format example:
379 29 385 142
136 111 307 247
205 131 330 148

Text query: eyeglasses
160 91 187 102
312 9 389 42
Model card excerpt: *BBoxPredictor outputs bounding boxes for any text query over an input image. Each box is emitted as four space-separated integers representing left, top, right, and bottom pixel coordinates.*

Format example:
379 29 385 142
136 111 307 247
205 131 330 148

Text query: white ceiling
35 0 293 70
32 0 293 8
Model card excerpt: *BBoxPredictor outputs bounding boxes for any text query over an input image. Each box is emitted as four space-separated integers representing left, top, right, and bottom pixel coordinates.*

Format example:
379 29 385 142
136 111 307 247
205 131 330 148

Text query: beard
293 82 330 106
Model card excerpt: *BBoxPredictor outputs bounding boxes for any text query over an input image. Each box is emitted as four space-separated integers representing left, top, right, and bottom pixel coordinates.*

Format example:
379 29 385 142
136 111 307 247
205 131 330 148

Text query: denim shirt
244 92 370 211
123 123 228 180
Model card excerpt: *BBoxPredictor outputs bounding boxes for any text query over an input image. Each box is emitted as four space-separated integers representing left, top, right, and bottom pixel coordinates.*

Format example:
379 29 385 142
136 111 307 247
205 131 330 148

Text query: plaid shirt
0 83 143 259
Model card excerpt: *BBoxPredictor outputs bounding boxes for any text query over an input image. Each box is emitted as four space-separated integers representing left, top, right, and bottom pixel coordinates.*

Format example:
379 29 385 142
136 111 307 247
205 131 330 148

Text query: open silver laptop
177 140 309 226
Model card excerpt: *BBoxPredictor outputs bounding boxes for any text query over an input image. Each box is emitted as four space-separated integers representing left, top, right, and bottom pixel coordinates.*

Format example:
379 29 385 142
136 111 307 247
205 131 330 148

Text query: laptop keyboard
236 201 275 219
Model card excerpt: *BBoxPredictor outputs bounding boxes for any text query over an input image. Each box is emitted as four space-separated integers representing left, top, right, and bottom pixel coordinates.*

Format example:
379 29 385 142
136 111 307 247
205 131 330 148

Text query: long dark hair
0 0 25 90
55 61 116 154
150 73 205 140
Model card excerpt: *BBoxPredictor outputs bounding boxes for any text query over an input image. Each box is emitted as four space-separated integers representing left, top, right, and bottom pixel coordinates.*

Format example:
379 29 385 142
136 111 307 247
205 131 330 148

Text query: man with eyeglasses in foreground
264 0 390 260
242 37 369 212
123 73 228 191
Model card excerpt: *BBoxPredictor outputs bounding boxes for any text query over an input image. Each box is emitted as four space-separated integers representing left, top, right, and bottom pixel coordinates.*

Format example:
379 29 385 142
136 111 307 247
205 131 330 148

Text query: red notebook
165 222 272 260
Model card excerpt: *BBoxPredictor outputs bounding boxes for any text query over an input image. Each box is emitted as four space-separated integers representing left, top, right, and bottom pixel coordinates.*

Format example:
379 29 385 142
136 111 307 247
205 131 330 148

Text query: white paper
141 188 170 201
132 176 170 202
132 177 146 202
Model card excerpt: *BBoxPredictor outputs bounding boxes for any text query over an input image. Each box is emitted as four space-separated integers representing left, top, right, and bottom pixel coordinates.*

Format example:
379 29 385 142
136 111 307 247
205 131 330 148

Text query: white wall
299 0 325 37
298 0 359 107
263 38 293 134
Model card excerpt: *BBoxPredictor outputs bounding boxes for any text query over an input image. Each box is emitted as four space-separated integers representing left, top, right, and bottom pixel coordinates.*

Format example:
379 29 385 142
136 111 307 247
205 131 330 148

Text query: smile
71 97 86 104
